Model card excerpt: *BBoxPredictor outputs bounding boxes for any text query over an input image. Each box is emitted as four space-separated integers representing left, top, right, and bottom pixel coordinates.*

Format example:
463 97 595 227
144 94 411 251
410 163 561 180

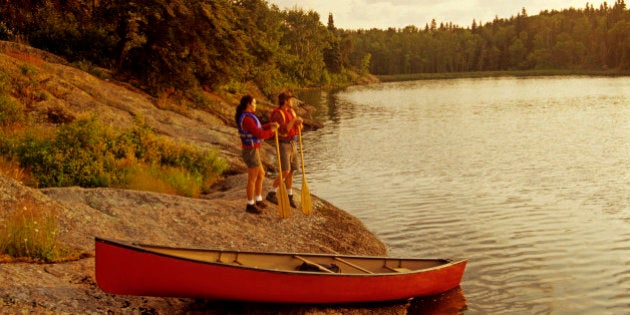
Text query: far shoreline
377 69 630 82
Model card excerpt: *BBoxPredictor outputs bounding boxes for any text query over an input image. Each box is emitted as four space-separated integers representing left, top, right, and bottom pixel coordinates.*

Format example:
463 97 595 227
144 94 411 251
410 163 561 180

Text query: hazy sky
267 0 607 29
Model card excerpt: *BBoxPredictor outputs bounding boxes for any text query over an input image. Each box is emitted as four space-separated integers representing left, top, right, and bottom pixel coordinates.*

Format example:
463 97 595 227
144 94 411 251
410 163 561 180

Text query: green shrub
0 71 9 93
4 116 227 194
14 117 116 187
0 21 14 40
0 95 26 126
19 64 38 77
116 122 227 189
72 60 111 80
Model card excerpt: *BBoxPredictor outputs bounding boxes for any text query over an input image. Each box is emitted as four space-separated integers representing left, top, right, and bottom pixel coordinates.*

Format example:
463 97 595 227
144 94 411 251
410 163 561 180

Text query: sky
267 0 608 30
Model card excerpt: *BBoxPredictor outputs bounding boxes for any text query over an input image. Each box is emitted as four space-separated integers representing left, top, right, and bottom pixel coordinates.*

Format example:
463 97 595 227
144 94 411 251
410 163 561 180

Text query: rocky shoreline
0 172 425 314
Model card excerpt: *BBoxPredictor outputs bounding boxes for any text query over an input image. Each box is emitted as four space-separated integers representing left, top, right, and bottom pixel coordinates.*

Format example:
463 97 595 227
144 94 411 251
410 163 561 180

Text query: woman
235 95 279 214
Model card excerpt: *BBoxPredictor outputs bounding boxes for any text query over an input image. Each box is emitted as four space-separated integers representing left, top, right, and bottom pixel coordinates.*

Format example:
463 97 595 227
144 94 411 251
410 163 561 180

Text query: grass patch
118 164 180 196
0 156 33 184
120 164 207 198
0 199 76 263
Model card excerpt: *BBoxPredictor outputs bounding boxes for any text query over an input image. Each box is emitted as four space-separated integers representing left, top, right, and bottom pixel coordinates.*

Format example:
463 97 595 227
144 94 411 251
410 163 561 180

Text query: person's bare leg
255 166 265 197
246 167 259 201
284 170 294 190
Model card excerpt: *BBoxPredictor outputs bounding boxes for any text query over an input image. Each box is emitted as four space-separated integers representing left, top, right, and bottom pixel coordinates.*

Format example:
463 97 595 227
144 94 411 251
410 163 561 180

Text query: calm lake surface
295 76 630 314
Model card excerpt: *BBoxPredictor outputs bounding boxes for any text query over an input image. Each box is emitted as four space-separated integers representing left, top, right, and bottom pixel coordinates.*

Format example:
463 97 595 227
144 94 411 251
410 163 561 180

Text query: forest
346 1 630 75
0 0 629 97
0 0 355 98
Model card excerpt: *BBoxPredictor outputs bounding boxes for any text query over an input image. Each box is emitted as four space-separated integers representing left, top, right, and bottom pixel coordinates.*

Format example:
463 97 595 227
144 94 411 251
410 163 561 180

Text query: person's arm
242 116 275 140
262 122 275 130
287 116 303 131
286 108 303 132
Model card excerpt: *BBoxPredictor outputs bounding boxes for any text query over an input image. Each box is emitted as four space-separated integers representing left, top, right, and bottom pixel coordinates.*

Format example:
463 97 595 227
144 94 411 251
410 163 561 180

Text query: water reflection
295 77 630 313
408 287 467 314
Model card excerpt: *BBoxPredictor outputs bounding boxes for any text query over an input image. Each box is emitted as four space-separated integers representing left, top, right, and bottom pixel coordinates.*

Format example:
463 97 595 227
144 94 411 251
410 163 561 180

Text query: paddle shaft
274 131 291 218
297 128 312 215
298 128 307 177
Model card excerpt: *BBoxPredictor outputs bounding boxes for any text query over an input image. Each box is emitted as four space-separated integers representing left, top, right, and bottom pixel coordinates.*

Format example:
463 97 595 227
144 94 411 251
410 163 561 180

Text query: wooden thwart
334 257 374 274
294 255 335 274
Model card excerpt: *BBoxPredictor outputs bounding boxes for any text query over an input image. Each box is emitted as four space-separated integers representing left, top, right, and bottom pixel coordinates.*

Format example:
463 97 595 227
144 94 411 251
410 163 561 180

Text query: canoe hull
95 238 466 303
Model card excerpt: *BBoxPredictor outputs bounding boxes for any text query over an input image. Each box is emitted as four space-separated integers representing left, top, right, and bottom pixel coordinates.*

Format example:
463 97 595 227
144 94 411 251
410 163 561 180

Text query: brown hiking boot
255 200 268 209
245 203 262 214
288 195 298 208
266 191 278 205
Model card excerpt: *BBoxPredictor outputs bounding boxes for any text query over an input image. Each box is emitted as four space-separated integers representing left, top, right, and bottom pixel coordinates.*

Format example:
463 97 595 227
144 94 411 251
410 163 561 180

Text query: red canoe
95 237 467 303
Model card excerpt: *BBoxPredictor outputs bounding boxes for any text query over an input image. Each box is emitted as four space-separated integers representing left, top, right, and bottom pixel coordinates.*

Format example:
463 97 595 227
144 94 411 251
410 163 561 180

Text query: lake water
295 76 630 314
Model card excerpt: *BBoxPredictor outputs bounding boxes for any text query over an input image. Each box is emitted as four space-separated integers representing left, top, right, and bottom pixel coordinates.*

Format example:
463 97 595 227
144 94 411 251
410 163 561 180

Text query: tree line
344 1 630 75
0 1 628 98
0 0 357 98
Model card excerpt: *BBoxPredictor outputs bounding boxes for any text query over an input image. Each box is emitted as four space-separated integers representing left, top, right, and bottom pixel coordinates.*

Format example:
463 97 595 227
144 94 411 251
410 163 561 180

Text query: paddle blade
277 182 292 219
301 177 312 215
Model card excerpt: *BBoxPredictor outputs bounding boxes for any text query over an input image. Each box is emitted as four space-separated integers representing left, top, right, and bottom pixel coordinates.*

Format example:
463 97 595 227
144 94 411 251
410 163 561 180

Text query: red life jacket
271 107 298 141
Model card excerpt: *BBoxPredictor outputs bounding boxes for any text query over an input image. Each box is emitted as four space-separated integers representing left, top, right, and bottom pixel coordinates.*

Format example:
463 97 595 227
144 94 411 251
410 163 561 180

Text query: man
266 91 303 208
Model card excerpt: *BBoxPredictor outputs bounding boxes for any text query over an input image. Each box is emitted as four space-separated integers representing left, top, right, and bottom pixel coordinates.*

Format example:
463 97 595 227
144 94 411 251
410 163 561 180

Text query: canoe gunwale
95 237 466 276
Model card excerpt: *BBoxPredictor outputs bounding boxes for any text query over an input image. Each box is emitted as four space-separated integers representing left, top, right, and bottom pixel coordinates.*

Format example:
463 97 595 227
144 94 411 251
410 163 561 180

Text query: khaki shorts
242 148 261 168
279 142 298 172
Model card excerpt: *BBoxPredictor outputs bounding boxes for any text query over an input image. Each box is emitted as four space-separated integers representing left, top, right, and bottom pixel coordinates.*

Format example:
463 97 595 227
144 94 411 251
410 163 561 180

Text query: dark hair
235 95 254 125
278 91 292 107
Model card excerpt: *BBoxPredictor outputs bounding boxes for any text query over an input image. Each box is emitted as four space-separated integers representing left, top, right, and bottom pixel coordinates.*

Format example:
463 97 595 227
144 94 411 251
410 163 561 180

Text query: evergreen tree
324 13 343 73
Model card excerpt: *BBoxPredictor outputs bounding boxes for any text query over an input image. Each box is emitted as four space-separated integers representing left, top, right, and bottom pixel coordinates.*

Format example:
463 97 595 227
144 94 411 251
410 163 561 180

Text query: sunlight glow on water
296 77 630 314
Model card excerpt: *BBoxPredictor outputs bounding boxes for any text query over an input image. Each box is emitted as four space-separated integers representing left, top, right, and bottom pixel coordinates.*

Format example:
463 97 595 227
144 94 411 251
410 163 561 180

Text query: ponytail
235 95 254 125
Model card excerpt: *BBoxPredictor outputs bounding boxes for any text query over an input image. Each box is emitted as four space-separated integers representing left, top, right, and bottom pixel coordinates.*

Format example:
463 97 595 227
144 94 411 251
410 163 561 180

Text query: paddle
298 128 312 215
274 131 291 219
